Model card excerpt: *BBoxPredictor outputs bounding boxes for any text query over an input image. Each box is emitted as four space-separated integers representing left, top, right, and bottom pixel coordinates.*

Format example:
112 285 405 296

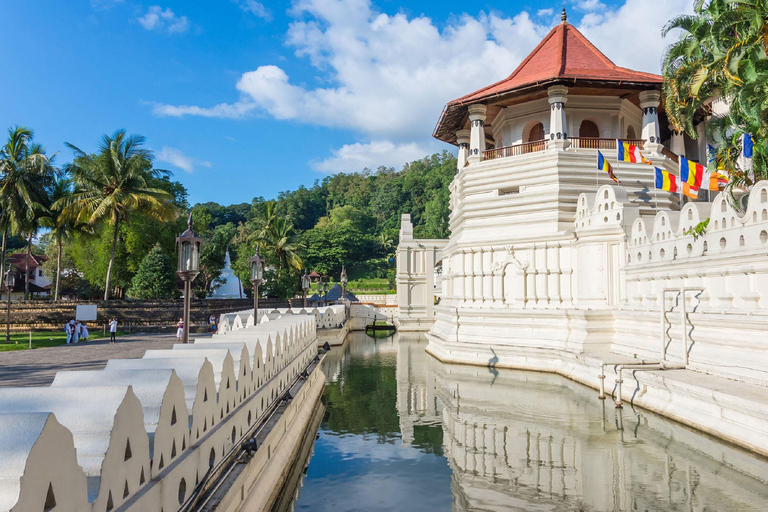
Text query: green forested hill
40 151 455 299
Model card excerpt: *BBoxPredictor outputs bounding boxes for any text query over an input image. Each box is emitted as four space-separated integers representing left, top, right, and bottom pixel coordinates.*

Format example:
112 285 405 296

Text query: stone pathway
0 333 211 388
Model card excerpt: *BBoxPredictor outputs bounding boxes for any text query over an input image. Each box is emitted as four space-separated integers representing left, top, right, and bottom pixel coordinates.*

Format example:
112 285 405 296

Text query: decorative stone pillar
547 85 569 149
456 129 471 170
669 125 685 157
467 104 487 164
640 90 663 155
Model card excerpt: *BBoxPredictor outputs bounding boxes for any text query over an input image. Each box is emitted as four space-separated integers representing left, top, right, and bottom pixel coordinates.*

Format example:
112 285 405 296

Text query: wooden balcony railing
482 140 546 161
660 146 679 164
568 137 646 150
481 138 681 163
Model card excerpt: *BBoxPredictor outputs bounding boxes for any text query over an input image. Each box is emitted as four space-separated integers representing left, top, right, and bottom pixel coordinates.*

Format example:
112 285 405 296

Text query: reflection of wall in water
395 333 441 446
430 359 768 512
321 331 399 384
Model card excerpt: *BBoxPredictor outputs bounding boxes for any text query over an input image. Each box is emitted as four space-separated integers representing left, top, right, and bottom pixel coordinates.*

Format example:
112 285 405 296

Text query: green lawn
0 330 129 351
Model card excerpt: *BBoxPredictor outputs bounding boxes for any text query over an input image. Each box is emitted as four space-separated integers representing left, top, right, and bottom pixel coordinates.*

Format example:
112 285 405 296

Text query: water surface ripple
289 332 768 511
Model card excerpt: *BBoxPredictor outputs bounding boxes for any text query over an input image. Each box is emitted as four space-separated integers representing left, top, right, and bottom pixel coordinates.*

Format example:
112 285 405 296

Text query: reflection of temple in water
322 333 768 511
430 362 768 512
395 333 441 446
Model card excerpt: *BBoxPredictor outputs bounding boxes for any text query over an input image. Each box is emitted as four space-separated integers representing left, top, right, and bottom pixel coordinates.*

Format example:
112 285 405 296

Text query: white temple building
211 251 243 299
396 12 768 457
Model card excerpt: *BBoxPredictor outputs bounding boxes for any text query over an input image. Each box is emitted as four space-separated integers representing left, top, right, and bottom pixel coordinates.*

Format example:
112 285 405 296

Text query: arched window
626 125 636 139
526 123 545 142
579 120 600 138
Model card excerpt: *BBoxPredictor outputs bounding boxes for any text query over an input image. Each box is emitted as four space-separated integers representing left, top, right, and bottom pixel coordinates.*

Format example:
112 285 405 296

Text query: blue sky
0 0 689 205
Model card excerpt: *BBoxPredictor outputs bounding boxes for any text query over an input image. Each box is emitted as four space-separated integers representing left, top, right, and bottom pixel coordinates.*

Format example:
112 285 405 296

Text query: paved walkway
0 333 211 387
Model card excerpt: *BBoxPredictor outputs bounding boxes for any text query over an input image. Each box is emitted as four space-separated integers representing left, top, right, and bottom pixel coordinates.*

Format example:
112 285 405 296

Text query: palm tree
662 0 768 192
54 130 177 300
0 127 56 292
42 178 73 301
261 217 303 272
377 232 394 254
254 200 278 240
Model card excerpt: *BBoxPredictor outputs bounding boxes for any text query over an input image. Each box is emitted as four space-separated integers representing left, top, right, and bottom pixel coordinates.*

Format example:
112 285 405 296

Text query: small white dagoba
211 251 243 299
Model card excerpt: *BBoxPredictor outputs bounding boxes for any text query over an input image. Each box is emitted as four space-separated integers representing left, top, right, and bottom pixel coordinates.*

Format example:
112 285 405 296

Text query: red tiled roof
308 271 320 277
434 21 663 145
452 22 661 106
6 253 47 271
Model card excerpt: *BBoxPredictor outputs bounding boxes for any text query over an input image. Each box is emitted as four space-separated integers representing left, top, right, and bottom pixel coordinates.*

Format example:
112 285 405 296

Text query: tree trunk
0 224 6 300
0 223 7 278
24 232 32 300
104 218 120 301
55 236 62 302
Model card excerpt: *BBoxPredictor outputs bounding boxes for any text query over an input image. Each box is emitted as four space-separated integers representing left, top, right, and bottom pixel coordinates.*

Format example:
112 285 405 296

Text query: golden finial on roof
561 5 567 23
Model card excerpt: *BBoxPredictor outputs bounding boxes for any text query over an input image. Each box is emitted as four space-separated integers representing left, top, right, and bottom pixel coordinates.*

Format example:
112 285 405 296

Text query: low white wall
0 313 317 512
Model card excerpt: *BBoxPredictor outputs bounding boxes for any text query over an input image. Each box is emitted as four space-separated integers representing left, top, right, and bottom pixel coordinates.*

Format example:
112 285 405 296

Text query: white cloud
138 6 191 34
311 140 434 173
577 0 691 73
150 0 692 172
536 8 554 17
576 0 607 11
233 0 272 20
156 147 210 173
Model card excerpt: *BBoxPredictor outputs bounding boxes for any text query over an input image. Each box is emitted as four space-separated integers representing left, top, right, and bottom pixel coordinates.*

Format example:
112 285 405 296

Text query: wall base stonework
425 328 768 458
0 299 291 333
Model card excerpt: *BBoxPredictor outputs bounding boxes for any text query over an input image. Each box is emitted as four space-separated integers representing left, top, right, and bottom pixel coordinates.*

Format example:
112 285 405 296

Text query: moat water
288 332 768 511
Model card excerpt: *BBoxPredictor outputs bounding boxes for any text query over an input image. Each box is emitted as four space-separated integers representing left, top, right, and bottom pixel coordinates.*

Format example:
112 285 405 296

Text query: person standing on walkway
176 318 184 342
74 321 81 344
70 320 79 344
80 322 89 343
109 318 118 344
209 314 217 333
65 321 72 344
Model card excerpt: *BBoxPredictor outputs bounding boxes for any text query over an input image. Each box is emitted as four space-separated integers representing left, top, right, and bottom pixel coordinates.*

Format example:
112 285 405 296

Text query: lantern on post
340 266 348 300
301 271 310 308
176 213 203 344
4 266 15 344
249 246 265 323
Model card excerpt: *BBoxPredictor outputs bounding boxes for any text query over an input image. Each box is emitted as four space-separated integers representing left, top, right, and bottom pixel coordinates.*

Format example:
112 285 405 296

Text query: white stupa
211 251 243 299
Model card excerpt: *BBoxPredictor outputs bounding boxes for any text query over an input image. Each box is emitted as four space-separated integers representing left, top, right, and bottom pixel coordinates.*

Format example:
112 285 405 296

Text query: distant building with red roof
1 253 52 300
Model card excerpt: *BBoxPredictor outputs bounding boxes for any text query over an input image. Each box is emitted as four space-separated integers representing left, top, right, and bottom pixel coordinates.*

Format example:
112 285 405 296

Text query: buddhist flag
597 151 619 183
743 133 754 159
655 167 678 193
682 183 699 199
679 156 704 189
617 140 651 164
705 171 728 191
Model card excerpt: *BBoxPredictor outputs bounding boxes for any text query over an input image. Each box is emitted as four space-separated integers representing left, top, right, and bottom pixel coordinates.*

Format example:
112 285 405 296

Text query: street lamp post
301 271 310 309
176 214 203 344
4 266 14 344
323 281 330 306
249 246 265 324
340 266 348 300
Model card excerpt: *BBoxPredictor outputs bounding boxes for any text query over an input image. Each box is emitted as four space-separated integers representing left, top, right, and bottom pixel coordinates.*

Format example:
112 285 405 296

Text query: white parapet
0 311 319 512
142 350 238 426
0 412 89 512
0 386 149 512
105 358 217 449
51 369 189 477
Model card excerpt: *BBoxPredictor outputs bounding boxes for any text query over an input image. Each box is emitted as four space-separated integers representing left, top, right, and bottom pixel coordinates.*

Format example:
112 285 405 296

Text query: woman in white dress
80 322 89 342
176 318 184 342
